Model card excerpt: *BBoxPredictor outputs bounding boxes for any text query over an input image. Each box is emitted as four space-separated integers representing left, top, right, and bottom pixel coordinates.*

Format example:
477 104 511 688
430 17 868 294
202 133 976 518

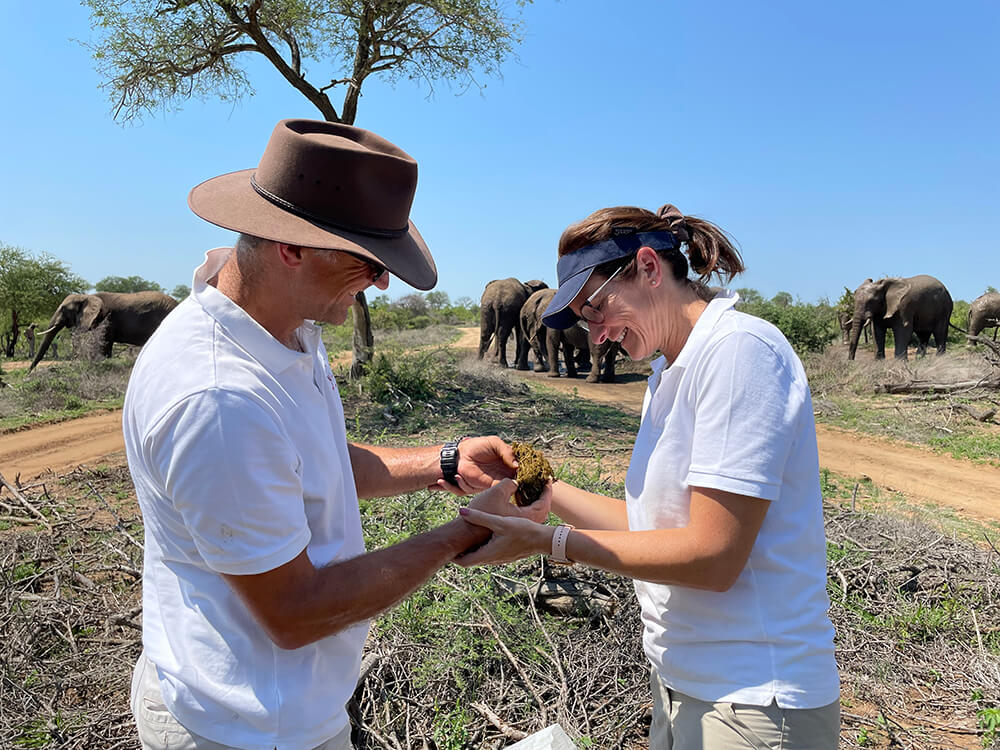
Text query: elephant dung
512 442 554 506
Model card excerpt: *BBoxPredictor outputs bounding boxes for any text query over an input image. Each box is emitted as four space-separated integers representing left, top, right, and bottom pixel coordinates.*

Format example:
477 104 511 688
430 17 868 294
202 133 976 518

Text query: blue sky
1 1 997 306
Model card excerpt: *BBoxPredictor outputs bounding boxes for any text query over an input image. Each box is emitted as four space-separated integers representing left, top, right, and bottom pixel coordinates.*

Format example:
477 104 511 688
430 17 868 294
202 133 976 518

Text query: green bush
737 295 838 353
369 292 478 330
359 349 443 404
949 299 971 344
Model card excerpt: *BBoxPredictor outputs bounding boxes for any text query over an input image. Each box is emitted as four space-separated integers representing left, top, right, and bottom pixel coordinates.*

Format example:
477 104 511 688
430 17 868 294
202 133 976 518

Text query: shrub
737 297 838 353
359 348 443 404
949 299 971 344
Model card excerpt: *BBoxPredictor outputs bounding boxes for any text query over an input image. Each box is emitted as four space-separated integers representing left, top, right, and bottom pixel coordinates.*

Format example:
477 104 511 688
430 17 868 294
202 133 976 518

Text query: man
123 120 534 750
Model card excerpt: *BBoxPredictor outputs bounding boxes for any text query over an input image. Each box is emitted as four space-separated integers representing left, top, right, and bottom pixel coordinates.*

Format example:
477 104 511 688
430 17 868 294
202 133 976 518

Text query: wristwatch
549 523 575 565
439 437 465 486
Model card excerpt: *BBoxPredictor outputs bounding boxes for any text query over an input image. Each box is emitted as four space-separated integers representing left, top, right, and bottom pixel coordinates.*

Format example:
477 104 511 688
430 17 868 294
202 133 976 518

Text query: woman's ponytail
657 204 745 283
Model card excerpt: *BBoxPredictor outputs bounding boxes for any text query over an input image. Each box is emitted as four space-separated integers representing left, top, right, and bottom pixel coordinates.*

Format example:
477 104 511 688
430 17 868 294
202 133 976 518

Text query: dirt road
0 410 126 482
2 327 998 523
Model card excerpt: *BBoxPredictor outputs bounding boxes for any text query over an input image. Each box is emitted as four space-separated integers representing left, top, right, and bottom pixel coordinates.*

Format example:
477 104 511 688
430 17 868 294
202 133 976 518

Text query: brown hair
557 204 745 294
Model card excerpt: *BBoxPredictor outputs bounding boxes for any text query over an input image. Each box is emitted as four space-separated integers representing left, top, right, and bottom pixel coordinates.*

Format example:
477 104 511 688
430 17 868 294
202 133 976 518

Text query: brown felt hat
188 119 437 290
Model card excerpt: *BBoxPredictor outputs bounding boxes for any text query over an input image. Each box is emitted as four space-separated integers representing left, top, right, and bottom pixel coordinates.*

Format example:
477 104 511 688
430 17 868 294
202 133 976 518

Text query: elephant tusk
37 325 58 336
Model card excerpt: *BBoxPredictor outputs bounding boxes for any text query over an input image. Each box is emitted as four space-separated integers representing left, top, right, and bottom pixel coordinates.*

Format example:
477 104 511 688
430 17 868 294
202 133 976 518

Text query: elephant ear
79 297 105 330
884 280 910 320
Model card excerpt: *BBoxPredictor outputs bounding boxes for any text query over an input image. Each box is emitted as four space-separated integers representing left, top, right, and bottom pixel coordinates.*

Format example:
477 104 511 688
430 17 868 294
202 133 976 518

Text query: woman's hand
454 507 553 567
430 436 517 495
466 478 552 524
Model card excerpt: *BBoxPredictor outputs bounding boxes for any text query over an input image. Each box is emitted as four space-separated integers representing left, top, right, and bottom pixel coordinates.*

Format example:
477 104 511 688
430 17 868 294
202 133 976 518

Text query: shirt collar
647 288 740 385
191 247 318 374
668 288 739 371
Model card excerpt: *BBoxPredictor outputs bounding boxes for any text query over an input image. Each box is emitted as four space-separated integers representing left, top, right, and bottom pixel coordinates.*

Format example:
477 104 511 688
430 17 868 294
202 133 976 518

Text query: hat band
555 231 680 285
250 175 408 240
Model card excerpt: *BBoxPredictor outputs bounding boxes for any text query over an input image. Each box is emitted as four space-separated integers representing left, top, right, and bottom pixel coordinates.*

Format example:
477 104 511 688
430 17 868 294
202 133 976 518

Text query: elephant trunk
847 318 865 360
27 324 63 372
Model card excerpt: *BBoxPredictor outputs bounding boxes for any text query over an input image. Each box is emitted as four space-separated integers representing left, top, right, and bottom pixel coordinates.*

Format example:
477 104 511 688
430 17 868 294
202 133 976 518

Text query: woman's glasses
578 265 624 330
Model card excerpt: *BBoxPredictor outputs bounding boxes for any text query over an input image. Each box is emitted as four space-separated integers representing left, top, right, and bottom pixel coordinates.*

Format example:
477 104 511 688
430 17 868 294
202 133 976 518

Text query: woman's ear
635 246 662 288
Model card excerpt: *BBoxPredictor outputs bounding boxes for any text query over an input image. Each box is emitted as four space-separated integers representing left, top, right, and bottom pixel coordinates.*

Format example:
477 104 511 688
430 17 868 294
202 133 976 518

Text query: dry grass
805 347 996 398
3 464 998 749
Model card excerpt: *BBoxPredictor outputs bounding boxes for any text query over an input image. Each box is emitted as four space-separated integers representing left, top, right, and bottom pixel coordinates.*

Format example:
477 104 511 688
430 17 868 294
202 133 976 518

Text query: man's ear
276 243 306 269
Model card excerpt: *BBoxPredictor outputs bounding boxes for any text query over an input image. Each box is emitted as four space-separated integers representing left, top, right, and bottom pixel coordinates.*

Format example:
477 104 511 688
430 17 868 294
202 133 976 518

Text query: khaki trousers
131 653 354 750
650 669 840 750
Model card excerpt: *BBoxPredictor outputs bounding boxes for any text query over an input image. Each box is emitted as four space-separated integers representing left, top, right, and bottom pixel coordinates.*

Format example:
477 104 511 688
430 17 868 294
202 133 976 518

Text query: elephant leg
478 306 496 361
496 324 513 367
934 321 949 355
563 338 578 378
478 327 492 360
532 334 547 372
915 331 930 357
545 330 561 377
601 347 617 383
586 347 600 382
893 323 911 360
873 325 887 359
514 331 530 371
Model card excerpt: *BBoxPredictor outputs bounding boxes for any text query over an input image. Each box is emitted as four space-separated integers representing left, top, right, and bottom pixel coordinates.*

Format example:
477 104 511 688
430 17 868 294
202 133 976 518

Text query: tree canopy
171 283 192 300
95 274 164 293
0 243 88 356
83 0 529 126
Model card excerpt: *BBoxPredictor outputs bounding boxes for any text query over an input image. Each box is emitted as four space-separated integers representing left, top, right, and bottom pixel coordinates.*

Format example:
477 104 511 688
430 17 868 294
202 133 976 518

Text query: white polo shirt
123 247 368 749
626 290 839 709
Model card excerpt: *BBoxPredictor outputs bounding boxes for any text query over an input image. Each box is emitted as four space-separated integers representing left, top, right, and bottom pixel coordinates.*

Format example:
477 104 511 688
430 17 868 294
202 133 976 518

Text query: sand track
2 328 997 523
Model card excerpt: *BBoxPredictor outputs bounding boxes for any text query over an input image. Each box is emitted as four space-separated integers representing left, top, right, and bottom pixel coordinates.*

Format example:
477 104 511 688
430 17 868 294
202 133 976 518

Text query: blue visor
541 231 680 329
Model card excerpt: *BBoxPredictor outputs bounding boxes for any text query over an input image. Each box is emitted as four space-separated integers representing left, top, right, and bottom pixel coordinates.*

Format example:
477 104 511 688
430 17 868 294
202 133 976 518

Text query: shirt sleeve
687 331 802 501
145 389 312 575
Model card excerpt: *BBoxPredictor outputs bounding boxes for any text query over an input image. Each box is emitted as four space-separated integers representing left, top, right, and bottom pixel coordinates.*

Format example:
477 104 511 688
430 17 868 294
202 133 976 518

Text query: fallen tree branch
0 470 52 530
470 701 528 741
877 376 1000 394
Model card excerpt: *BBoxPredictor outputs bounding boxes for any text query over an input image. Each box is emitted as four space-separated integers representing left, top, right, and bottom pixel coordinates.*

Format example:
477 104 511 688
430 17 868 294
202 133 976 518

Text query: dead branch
0 469 52 529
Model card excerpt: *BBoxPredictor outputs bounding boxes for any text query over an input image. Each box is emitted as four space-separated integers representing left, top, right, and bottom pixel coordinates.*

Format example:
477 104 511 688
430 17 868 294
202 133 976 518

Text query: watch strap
550 523 575 564
439 436 465 485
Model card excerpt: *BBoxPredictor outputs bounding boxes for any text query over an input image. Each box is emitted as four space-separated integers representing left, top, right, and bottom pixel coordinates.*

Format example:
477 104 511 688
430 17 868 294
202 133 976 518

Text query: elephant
847 275 953 360
968 291 1000 341
837 311 869 345
28 291 179 372
520 288 619 382
478 278 548 370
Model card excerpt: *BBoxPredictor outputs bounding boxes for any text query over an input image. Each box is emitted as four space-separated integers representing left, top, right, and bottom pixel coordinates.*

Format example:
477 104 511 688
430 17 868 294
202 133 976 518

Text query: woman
459 204 840 749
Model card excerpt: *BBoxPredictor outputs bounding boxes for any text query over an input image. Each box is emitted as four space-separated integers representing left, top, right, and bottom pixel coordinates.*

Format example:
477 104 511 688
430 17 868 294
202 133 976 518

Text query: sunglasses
578 265 624 329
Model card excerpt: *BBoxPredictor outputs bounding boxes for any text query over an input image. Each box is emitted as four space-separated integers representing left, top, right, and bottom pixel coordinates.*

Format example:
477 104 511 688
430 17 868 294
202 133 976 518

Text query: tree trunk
4 309 19 357
350 293 374 379
340 8 378 378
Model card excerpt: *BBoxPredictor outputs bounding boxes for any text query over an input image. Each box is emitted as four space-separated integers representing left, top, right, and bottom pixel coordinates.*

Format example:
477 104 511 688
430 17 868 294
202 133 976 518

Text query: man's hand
431 436 517 495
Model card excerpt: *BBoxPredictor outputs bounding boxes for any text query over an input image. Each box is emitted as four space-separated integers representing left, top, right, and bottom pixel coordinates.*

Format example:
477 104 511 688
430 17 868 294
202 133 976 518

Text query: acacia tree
83 0 531 376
